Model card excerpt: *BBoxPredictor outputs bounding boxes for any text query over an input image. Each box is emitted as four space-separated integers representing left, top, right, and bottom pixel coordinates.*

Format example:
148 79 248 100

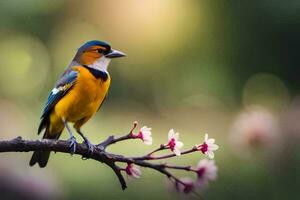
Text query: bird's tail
30 119 62 168
29 147 51 168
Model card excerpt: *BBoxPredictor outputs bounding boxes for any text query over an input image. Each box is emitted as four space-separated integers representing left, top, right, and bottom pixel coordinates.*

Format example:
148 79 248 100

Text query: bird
29 40 125 168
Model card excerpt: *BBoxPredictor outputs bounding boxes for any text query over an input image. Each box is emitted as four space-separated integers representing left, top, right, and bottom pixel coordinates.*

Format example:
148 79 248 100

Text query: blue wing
41 70 78 119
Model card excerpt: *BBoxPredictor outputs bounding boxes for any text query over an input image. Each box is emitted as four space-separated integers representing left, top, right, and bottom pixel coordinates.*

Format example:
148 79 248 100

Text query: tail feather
30 118 62 168
29 150 51 168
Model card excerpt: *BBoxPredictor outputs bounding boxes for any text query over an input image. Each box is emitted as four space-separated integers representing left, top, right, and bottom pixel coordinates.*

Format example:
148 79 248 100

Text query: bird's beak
105 49 126 58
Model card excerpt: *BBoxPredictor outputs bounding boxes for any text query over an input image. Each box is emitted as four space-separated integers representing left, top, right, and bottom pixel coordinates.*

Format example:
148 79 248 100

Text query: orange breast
52 66 111 124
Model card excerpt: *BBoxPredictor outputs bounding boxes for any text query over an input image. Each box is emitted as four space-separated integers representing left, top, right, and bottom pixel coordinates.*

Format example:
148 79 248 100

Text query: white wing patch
51 87 60 94
51 84 72 94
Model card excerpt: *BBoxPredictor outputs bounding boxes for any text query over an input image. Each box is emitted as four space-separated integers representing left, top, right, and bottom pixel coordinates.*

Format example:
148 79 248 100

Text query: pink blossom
230 106 280 152
197 134 219 159
167 129 183 156
136 126 153 145
195 159 217 188
125 163 141 178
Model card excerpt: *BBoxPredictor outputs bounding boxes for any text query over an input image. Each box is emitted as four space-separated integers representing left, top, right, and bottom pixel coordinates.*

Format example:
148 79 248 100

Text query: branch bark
0 136 194 191
0 132 210 200
0 136 128 190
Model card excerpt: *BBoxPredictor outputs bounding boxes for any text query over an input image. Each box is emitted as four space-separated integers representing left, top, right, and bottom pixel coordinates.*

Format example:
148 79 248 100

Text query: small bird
30 40 125 167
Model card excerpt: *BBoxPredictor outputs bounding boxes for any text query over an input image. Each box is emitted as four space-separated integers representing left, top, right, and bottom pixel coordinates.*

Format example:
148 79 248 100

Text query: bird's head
74 40 125 72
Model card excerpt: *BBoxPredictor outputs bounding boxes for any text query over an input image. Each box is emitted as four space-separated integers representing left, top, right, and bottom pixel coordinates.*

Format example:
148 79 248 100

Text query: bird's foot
68 136 77 154
83 139 95 154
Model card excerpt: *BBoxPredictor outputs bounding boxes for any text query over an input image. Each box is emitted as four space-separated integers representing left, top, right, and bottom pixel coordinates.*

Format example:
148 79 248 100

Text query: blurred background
0 0 299 199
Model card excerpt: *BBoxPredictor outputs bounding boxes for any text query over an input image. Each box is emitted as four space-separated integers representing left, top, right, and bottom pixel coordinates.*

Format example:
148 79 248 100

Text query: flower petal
173 132 179 140
143 137 153 145
140 126 152 134
196 159 218 186
204 133 208 141
176 141 184 149
168 129 175 140
207 151 214 159
131 166 141 178
208 144 219 151
206 138 215 144
173 147 181 156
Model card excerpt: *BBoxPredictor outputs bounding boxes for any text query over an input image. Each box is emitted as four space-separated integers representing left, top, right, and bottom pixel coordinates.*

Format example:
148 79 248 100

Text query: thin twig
146 144 168 156
97 122 138 150
97 134 134 150
163 164 193 171
131 147 198 160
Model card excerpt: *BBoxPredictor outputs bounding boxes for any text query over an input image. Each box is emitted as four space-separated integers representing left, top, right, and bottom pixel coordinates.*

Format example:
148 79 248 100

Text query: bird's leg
63 120 77 154
76 129 95 153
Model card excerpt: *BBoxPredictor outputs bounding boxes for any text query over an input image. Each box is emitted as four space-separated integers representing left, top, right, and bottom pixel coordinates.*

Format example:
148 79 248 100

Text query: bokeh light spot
242 73 290 111
0 32 50 99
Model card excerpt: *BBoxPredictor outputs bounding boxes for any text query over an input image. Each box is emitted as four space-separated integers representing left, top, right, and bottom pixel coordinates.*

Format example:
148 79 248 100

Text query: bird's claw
84 139 95 154
68 136 77 154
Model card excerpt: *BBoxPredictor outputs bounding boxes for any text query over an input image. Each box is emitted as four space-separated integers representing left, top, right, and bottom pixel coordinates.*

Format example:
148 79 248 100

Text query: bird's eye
97 49 104 54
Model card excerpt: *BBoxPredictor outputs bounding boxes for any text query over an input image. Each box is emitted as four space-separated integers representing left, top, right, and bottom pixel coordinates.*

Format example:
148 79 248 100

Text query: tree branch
0 136 192 190
0 136 128 190
0 130 217 198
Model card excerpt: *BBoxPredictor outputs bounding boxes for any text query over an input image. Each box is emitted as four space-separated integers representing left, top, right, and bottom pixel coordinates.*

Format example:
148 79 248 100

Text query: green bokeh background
0 0 299 199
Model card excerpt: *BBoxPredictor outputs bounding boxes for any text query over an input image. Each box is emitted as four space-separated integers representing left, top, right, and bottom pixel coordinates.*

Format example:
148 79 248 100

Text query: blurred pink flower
175 177 194 194
137 126 153 145
196 159 218 188
125 163 141 178
197 134 219 159
167 129 183 156
230 106 280 154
